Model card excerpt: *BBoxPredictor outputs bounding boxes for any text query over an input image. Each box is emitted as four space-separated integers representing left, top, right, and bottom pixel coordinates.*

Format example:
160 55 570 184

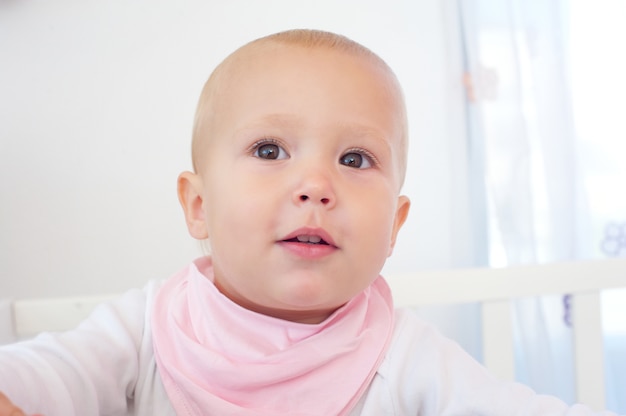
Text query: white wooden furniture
6 258 626 410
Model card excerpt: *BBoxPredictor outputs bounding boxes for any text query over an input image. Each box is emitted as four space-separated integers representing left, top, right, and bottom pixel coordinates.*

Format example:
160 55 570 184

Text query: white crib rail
6 258 626 410
387 257 626 410
11 295 115 340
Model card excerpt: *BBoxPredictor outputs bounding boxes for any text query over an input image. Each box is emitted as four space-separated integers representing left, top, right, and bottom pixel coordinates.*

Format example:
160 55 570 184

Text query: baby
0 29 619 415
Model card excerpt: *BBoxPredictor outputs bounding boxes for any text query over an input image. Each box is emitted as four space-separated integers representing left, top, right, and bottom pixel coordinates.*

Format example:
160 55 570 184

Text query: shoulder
385 307 469 369
360 308 497 414
356 308 463 414
67 279 165 343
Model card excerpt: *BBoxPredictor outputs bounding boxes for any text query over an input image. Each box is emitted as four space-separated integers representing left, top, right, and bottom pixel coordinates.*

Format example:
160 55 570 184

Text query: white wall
0 0 471 299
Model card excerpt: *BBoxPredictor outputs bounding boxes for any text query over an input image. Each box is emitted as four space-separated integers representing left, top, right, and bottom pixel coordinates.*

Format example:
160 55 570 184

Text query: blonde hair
191 29 408 187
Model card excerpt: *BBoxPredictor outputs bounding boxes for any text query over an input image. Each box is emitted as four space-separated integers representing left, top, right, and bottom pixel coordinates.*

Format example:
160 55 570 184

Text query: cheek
204 172 279 240
348 192 397 257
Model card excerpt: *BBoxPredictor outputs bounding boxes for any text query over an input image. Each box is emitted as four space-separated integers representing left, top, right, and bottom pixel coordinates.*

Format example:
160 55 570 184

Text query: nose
292 169 336 208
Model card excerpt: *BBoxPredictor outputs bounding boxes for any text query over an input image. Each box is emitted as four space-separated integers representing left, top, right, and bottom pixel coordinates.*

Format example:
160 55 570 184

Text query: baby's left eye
253 141 289 160
339 151 373 169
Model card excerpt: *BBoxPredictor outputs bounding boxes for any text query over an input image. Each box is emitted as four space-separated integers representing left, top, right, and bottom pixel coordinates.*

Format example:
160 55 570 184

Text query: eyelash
343 147 379 168
248 137 287 155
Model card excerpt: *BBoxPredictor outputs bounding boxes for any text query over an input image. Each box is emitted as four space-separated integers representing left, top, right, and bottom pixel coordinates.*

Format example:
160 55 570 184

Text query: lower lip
277 241 338 259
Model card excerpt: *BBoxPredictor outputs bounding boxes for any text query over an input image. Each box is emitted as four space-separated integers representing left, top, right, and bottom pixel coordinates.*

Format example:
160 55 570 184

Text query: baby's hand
0 392 41 416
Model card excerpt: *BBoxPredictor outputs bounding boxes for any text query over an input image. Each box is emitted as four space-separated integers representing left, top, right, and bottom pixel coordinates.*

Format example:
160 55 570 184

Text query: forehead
211 43 403 136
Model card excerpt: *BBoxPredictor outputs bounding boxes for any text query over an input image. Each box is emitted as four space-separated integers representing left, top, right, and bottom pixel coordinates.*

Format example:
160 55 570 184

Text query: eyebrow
235 113 393 152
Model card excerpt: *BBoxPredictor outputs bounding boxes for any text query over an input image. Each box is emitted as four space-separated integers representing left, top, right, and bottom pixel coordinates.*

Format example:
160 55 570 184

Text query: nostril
298 194 331 204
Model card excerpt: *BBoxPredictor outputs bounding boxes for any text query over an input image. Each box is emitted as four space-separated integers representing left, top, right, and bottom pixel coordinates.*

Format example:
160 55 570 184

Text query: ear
177 171 209 240
387 195 410 257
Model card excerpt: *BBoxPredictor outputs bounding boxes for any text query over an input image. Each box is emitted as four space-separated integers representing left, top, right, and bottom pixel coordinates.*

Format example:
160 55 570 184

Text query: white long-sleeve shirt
0 280 618 415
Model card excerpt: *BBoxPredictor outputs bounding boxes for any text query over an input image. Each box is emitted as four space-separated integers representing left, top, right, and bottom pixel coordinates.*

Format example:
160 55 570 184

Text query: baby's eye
253 141 289 160
339 151 373 169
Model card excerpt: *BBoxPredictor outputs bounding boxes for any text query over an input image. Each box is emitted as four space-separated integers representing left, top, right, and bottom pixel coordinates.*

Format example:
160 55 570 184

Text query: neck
213 278 341 324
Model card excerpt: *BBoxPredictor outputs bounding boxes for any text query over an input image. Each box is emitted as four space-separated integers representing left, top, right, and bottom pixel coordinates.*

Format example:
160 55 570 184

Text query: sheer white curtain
458 0 582 405
456 0 626 411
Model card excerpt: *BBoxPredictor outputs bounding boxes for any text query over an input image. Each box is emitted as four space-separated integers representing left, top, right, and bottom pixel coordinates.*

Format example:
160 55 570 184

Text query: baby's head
178 29 411 323
192 29 409 187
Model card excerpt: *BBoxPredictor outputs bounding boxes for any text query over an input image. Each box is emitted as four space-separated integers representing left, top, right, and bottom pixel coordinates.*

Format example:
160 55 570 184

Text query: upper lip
280 227 338 247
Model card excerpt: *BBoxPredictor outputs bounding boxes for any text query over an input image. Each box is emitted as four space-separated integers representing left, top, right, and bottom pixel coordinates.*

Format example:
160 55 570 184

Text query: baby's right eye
252 140 289 160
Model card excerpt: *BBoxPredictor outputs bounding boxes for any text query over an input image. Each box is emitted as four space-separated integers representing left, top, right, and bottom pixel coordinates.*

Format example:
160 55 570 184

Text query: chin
280 286 355 316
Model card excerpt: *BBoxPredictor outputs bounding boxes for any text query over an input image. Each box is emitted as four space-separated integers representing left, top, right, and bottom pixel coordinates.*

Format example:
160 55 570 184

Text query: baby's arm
0 287 151 416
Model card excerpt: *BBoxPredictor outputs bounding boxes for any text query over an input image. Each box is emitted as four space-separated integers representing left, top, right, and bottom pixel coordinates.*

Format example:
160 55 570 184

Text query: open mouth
284 235 330 245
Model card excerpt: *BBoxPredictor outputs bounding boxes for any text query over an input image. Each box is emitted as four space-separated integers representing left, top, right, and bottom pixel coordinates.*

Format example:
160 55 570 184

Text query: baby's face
183 44 410 323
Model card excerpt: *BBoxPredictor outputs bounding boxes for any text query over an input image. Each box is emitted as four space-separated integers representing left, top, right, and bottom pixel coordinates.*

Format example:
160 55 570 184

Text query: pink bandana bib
151 257 394 415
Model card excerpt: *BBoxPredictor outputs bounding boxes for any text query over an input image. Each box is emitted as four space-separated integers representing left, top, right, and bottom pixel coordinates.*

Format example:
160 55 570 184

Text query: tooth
295 235 322 243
